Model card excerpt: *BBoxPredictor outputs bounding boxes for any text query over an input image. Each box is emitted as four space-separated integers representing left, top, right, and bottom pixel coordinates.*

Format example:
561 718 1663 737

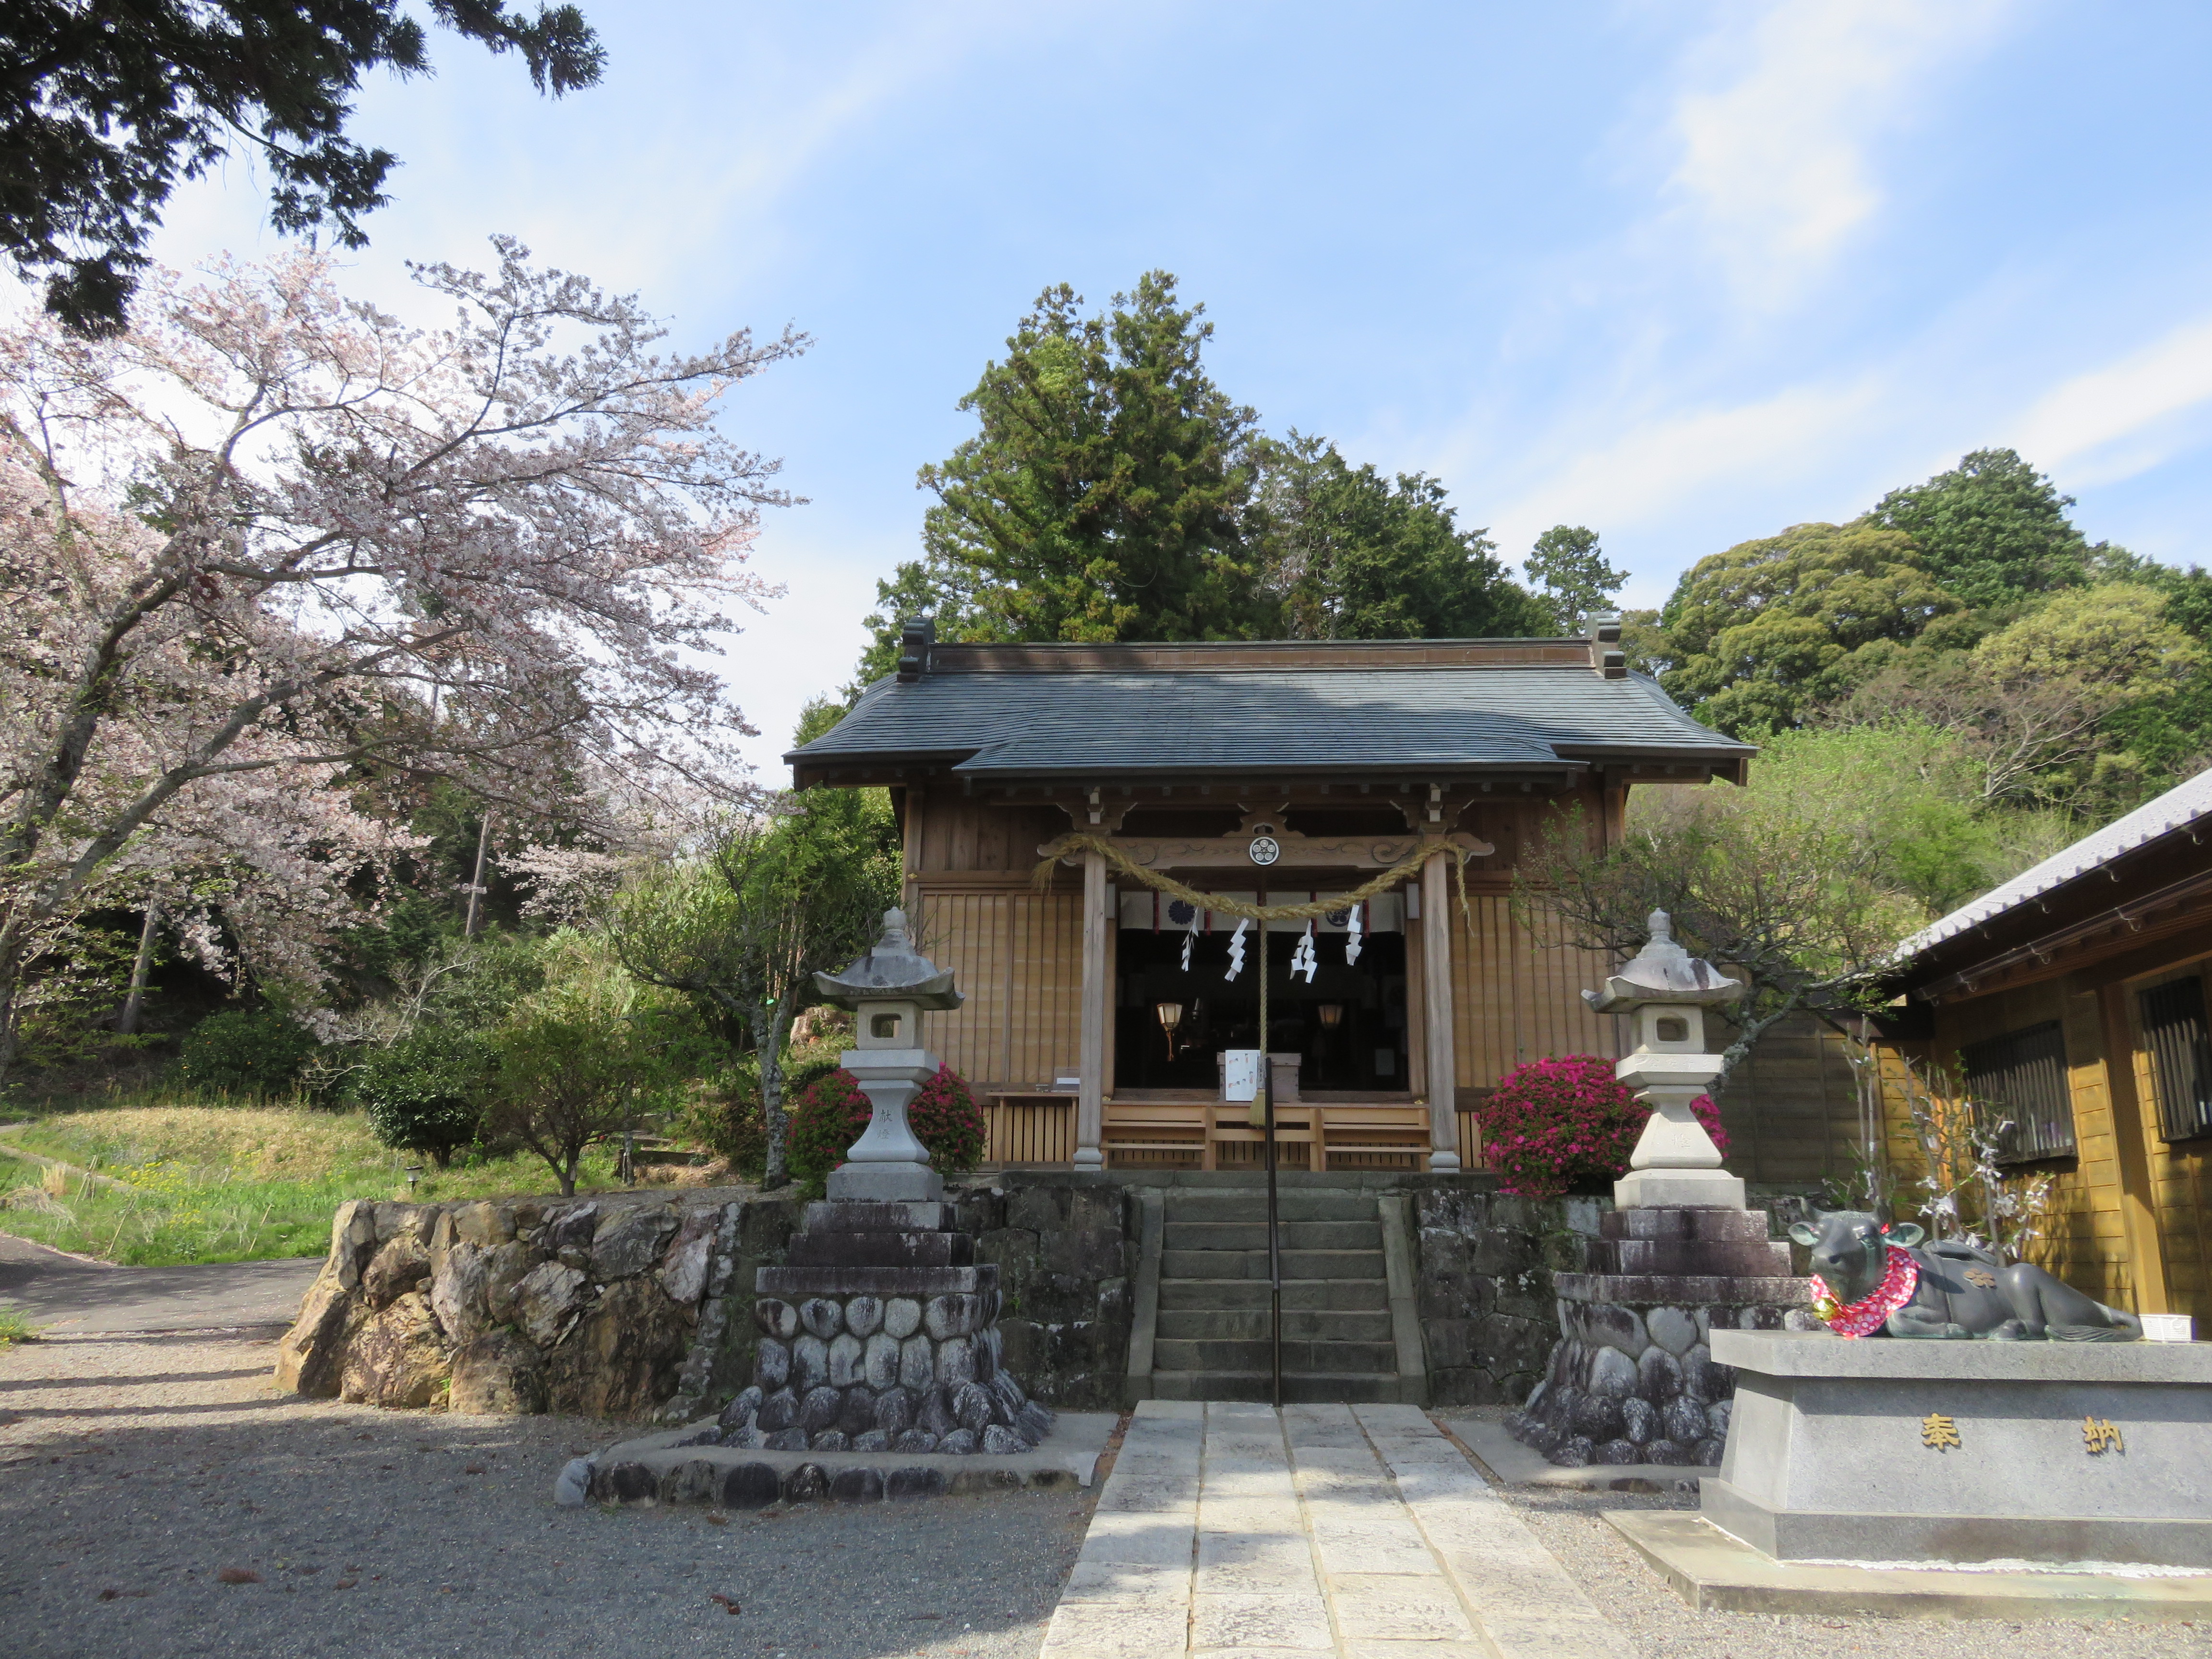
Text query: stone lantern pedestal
717 912 1054 1455
1508 912 1813 1468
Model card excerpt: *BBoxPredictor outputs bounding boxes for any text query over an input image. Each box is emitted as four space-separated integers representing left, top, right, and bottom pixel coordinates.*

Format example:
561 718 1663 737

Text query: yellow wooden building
788 619 1752 1175
1874 769 2212 1321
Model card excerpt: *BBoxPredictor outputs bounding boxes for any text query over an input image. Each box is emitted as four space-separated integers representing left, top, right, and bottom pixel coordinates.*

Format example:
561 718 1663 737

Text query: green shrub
784 1064 986 1197
354 1026 491 1167
176 1009 321 1098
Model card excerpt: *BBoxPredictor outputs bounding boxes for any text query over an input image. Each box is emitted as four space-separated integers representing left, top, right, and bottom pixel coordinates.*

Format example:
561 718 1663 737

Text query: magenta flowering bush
1474 1055 1729 1199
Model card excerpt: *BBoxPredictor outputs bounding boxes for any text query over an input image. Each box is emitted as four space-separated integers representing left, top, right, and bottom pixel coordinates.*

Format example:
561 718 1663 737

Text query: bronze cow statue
1788 1210 2142 1341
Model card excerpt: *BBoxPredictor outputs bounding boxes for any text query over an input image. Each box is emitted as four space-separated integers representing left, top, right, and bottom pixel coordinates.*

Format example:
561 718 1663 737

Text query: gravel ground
5 1304 2206 1659
1452 1406 2212 1659
0 1322 1096 1659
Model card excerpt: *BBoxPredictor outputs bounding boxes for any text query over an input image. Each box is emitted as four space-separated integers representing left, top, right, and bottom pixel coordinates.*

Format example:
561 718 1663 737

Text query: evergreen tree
1253 433 1546 639
1525 524 1627 631
1657 521 1961 735
2 1 603 334
1868 448 2097 610
859 274 1265 675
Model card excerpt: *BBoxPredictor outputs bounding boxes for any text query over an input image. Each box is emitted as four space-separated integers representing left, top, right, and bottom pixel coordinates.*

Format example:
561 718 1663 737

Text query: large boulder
339 1291 450 1408
544 1275 691 1420
361 1235 432 1310
513 1261 591 1348
657 1212 716 1305
479 1239 539 1327
449 1329 548 1415
429 1240 494 1345
591 1205 678 1280
328 1200 382 1293
274 1271 362 1397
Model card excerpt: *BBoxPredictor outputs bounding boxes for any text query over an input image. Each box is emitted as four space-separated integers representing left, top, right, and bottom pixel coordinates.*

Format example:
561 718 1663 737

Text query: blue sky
65 0 2212 776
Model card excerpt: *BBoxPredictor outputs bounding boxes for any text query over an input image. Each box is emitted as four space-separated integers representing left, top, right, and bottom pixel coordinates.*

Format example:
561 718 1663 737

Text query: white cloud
1664 0 2010 307
2009 313 2212 485
1485 373 1887 559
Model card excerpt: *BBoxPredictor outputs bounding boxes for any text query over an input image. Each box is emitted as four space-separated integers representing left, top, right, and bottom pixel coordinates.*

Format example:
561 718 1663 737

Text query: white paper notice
1222 1048 1262 1102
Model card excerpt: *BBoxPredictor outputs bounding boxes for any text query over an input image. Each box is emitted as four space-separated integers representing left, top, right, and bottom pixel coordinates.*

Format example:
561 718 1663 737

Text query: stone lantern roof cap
1581 909 1744 1013
814 908 964 1011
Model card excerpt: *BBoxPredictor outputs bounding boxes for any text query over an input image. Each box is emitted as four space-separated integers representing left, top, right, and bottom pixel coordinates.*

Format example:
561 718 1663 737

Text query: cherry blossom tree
0 239 800 1075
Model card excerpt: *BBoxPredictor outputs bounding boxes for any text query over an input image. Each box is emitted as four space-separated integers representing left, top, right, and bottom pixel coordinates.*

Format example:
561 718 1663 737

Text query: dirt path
0 1232 324 1334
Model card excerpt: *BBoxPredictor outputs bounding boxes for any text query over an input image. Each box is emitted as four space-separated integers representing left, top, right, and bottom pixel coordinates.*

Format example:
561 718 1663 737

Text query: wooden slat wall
1880 982 2133 1307
1449 893 1617 1091
911 888 1082 1092
984 1099 1075 1165
2121 955 2212 1318
1707 1011 1863 1187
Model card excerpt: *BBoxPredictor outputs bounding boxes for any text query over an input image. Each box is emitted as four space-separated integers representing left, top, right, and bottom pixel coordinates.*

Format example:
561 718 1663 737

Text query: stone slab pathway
1045 1401 1632 1659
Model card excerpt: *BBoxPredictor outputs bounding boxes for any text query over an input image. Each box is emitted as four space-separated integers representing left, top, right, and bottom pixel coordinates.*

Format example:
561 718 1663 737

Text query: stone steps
1160 1247 1384 1281
1154 1307 1392 1342
1140 1178 1408 1404
1147 1370 1409 1404
1153 1336 1400 1372
1158 1276 1390 1312
1162 1220 1382 1252
1156 1188 1379 1223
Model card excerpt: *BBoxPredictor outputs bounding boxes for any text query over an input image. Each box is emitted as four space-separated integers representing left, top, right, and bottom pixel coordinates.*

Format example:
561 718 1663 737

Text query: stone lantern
1582 910 1746 1210
812 908 963 1202
1504 910 1808 1472
724 908 1055 1458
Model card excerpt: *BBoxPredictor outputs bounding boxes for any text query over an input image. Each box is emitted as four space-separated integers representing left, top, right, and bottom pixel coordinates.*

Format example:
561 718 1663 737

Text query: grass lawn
0 1104 642 1267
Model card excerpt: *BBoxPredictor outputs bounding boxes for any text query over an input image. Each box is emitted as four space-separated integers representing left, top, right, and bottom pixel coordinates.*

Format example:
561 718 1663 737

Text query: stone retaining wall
706 1176 1136 1416
1409 1185 1599 1407
276 1189 778 1420
278 1174 1133 1424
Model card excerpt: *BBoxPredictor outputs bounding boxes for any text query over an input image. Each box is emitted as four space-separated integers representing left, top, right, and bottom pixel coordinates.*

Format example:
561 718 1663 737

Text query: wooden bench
1103 1099 1435 1171
1102 1101 1210 1166
1205 1103 1319 1171
1315 1105 1431 1170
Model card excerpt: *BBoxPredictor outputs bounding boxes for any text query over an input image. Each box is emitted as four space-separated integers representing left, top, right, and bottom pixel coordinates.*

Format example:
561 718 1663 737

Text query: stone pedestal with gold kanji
1698 1329 2212 1567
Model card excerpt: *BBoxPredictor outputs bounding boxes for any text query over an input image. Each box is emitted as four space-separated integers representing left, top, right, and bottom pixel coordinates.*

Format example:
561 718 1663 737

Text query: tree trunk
0 922 30 1085
464 813 493 937
119 905 159 1034
758 994 793 1190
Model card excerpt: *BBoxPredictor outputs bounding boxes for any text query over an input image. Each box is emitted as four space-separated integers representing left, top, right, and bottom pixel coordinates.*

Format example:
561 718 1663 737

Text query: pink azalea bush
1474 1054 1729 1199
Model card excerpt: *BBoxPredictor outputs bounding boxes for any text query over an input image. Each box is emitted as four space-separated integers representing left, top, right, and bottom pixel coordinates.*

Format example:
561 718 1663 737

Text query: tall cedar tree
1253 433 1547 639
2 1 603 334
861 274 1264 678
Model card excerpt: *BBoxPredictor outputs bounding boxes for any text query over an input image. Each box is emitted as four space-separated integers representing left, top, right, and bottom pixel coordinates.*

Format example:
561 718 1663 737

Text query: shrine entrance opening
1113 893 1411 1095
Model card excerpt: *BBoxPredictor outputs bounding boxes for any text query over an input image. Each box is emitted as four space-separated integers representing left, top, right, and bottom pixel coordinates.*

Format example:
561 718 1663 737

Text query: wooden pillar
2099 981 2170 1313
1422 853 1460 1171
1074 848 1108 1168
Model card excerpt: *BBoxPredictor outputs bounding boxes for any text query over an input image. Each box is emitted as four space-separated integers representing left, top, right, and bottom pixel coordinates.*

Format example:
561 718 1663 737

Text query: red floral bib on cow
1808 1244 1919 1338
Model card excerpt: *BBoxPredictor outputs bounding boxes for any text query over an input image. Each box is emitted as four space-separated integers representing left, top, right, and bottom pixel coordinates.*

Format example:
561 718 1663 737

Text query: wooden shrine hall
787 618 1755 1174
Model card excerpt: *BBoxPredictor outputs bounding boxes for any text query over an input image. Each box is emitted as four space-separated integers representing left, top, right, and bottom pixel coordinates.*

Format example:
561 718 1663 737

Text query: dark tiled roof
789 657 1750 781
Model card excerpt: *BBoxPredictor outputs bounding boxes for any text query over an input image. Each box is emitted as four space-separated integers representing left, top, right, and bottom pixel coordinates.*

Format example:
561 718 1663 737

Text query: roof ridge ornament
896 615 936 683
1587 611 1626 680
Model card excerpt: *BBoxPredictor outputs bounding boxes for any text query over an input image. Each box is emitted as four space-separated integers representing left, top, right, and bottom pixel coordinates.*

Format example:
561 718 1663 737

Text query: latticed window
1959 1021 2074 1163
2140 976 2212 1143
